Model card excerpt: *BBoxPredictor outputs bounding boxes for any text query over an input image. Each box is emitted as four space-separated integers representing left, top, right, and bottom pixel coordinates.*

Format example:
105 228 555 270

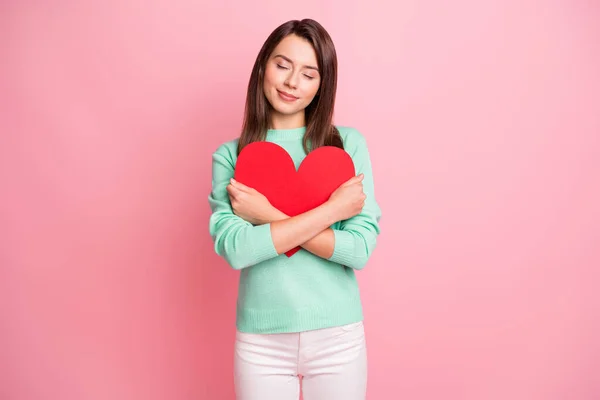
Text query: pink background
2 1 599 399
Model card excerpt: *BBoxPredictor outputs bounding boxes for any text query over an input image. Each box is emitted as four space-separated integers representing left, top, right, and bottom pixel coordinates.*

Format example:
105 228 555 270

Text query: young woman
208 18 381 400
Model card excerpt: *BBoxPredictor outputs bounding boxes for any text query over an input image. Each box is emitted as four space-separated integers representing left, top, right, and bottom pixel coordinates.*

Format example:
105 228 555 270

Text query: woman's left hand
227 178 284 225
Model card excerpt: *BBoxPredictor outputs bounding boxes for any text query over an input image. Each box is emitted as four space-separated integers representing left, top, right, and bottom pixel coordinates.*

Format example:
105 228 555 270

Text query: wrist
267 207 288 222
320 201 341 226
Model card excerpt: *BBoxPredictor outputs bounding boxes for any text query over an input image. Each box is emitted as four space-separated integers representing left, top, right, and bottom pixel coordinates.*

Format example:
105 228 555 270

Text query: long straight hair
237 19 343 155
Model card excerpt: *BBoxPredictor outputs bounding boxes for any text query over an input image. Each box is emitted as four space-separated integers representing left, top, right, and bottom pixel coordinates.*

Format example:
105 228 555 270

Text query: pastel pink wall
1 1 598 399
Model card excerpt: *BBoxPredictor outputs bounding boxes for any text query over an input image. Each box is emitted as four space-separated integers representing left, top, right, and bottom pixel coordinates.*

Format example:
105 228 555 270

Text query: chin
272 107 300 116
269 99 299 115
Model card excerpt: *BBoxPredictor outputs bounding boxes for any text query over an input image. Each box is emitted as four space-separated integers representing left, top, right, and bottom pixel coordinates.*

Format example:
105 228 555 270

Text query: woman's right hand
327 174 366 222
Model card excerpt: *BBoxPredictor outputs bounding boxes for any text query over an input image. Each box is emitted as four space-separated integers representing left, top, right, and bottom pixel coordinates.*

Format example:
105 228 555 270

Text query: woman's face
263 34 321 123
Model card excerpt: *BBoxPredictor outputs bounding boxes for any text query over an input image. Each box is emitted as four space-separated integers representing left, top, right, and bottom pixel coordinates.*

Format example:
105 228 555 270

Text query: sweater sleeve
328 129 382 269
208 142 280 270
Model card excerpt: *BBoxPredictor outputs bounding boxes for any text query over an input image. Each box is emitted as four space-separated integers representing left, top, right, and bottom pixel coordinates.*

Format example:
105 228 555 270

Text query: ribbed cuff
328 229 357 266
250 223 279 264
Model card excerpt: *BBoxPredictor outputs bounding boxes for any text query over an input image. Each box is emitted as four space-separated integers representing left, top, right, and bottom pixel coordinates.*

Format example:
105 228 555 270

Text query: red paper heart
234 141 355 257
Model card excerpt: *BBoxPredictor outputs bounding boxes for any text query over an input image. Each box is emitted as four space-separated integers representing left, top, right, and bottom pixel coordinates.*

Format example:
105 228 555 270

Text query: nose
284 71 299 89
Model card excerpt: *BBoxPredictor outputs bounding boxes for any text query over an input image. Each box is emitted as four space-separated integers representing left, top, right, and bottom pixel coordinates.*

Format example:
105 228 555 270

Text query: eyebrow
273 54 320 72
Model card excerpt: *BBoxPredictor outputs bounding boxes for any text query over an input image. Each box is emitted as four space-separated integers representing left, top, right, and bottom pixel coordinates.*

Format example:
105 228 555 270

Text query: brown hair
237 19 343 155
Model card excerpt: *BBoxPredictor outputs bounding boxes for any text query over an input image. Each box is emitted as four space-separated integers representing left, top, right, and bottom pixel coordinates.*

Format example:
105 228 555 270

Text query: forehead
271 34 318 66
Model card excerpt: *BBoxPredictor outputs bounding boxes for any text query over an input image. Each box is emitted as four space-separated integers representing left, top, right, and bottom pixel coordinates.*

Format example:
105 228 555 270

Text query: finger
342 177 358 186
351 173 364 183
342 174 364 186
227 184 241 198
230 178 253 192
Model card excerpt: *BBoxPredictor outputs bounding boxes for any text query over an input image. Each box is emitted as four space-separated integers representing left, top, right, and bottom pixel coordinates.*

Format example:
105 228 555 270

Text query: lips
277 90 298 101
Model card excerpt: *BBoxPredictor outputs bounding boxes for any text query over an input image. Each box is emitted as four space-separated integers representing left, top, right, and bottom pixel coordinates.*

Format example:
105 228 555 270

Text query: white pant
233 321 367 400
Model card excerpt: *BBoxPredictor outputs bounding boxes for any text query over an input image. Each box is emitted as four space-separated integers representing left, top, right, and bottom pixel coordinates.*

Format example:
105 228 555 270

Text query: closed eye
277 64 316 80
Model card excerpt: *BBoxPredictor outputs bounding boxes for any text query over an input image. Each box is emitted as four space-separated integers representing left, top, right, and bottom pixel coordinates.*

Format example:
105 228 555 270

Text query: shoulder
211 138 239 167
335 125 369 155
336 125 365 141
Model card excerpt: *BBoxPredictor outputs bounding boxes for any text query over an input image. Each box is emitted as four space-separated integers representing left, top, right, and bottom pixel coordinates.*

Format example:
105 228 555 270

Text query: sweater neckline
266 126 306 141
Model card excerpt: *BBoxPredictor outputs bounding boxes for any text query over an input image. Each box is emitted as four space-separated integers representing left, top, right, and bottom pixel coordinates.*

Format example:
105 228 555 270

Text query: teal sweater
208 126 381 334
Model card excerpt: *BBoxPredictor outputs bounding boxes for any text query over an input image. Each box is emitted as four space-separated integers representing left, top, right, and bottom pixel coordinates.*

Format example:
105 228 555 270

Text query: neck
269 111 305 130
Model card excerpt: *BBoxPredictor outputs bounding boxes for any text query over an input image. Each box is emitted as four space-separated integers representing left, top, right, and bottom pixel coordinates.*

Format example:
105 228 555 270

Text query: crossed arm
208 137 381 270
225 177 363 259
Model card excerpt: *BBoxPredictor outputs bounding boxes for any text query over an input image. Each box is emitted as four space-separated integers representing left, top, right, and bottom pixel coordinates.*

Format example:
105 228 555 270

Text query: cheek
262 77 270 94
263 67 275 88
264 66 284 87
303 80 320 98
